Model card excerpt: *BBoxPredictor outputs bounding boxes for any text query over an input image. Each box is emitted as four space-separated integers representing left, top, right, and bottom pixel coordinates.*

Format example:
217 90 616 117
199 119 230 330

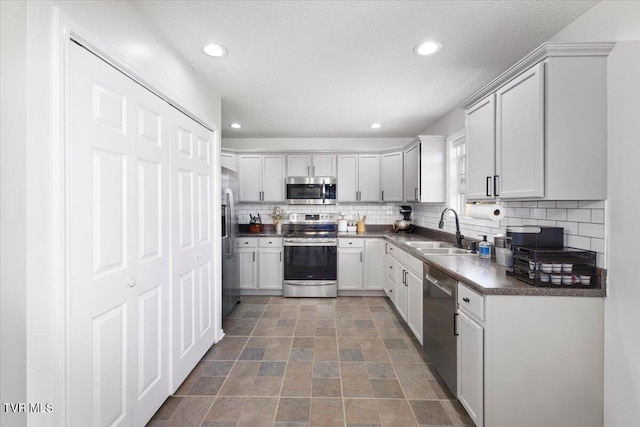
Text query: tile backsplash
237 200 606 267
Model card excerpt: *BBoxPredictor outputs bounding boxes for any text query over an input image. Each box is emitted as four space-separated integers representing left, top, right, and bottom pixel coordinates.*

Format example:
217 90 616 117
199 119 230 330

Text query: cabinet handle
360 252 363 263
385 243 388 254
312 166 315 176
494 175 499 197
463 297 470 303
415 188 418 201
381 190 384 201
280 252 282 262
486 176 492 197
454 313 459 336
253 251 255 262
307 166 310 176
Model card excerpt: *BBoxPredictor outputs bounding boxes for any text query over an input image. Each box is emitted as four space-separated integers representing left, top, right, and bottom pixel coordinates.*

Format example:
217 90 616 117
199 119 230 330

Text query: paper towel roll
468 204 505 221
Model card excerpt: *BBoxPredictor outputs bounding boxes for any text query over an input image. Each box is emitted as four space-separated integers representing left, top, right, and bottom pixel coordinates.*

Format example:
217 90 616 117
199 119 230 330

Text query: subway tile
591 209 605 224
566 235 591 250
515 208 530 218
567 209 591 223
537 220 557 227
557 221 579 236
591 238 605 254
579 223 604 238
557 201 579 208
579 200 605 209
546 208 567 221
530 208 547 220
522 201 538 208
537 201 557 208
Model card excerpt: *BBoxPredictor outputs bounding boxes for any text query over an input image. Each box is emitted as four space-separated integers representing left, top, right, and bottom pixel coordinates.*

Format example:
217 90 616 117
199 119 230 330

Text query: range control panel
288 213 337 223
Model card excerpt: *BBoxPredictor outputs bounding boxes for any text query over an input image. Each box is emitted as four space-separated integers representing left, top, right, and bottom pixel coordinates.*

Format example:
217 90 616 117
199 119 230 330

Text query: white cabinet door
385 250 397 301
403 144 420 202
221 151 237 172
312 154 336 177
262 155 286 202
258 248 283 289
337 155 358 202
358 154 381 202
381 151 403 202
465 95 496 200
406 270 423 344
70 43 173 426
364 239 384 290
238 155 262 201
496 62 545 199
287 155 311 176
419 136 447 203
237 248 258 289
338 248 364 290
458 310 484 427
394 260 408 321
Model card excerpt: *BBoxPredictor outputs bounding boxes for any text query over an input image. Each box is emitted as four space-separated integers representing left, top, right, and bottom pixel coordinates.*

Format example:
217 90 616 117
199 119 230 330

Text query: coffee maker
393 205 414 233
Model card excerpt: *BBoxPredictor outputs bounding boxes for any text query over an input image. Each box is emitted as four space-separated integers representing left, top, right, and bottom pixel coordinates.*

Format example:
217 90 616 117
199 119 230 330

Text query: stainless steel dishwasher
423 263 458 396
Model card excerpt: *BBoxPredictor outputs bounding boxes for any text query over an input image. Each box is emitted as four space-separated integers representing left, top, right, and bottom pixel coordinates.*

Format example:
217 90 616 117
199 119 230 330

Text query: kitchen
1 1 639 427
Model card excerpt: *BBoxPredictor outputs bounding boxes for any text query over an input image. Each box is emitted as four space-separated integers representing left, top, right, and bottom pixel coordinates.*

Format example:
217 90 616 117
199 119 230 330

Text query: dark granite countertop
237 231 283 237
239 225 605 297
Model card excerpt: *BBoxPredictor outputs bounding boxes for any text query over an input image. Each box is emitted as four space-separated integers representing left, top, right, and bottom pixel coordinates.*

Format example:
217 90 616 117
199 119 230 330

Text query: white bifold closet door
170 108 215 391
69 41 214 426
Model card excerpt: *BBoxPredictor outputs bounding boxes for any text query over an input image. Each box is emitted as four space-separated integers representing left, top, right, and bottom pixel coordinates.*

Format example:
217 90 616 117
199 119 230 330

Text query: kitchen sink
418 247 474 255
405 241 455 249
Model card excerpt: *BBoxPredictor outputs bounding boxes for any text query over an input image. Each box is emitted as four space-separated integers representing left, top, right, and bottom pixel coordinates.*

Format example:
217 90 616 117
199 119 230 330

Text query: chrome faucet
439 208 464 248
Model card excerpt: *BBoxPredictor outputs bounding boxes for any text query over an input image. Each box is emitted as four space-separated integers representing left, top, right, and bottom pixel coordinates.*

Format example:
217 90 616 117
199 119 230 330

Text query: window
447 131 466 213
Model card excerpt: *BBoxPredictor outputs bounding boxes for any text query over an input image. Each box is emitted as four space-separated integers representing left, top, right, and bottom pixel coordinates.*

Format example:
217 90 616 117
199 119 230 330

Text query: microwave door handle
321 179 326 204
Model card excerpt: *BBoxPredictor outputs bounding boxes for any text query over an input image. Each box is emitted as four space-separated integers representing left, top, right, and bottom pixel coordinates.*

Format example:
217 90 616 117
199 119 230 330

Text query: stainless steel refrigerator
221 167 240 318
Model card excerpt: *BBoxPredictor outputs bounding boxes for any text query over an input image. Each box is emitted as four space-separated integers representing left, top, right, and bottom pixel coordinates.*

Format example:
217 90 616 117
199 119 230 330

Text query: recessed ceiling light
229 123 242 129
370 123 382 129
413 40 442 56
203 43 228 57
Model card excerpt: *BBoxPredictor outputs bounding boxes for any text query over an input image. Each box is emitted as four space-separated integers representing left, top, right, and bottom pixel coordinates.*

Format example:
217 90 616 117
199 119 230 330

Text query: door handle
252 251 255 262
126 279 136 288
486 176 492 197
494 175 499 197
454 313 459 336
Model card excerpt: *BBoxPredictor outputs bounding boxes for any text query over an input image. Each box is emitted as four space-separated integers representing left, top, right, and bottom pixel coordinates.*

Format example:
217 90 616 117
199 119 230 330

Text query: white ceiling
132 0 598 138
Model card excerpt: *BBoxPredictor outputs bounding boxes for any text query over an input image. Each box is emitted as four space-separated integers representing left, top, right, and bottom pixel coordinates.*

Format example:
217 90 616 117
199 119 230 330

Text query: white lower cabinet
364 239 384 290
457 309 484 427
339 238 386 291
456 282 604 427
384 245 397 302
237 237 283 290
386 242 423 342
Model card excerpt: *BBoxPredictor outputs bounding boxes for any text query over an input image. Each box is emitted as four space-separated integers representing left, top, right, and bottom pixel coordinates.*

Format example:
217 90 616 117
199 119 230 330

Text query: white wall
418 107 464 136
222 137 411 151
548 2 640 425
0 1 222 426
1 2 27 426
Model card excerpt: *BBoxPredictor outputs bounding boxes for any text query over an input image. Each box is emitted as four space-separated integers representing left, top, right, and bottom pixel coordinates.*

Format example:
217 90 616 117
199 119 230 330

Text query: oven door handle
284 239 337 247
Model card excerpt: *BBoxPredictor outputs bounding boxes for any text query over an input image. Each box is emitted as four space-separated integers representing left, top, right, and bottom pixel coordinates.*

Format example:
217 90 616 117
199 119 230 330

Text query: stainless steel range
283 213 337 297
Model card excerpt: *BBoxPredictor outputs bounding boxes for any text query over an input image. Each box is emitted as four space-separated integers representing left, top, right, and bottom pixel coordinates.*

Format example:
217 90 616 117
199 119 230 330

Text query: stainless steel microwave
286 177 337 205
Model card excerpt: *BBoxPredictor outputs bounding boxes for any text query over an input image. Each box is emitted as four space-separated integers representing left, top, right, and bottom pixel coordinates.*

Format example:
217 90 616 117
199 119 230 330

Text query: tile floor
148 296 474 427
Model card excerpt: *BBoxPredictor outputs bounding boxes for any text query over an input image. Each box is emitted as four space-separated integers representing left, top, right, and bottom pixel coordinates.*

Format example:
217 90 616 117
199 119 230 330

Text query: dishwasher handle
425 274 453 296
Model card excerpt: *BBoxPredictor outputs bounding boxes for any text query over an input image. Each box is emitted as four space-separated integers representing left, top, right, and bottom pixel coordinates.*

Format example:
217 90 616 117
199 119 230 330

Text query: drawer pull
463 297 470 303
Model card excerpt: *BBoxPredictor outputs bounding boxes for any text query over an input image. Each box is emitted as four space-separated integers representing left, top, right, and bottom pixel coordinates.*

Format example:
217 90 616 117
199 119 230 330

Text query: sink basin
418 247 474 255
405 241 454 249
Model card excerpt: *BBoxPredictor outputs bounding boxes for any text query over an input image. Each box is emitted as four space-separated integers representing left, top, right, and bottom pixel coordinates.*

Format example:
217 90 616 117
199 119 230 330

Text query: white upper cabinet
418 135 447 203
238 154 285 202
381 151 403 202
287 154 336 177
221 151 237 172
465 95 496 200
461 42 613 201
496 62 545 199
337 154 380 202
403 143 420 202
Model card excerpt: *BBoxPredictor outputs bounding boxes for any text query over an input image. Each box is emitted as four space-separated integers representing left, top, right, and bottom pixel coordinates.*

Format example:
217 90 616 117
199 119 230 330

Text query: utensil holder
356 221 365 233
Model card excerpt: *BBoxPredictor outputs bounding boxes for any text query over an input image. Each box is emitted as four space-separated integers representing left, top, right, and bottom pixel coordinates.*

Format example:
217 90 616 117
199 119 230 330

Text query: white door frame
47 8 222 426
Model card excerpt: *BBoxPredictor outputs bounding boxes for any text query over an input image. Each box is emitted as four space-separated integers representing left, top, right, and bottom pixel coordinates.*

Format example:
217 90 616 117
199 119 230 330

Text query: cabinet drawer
259 238 283 248
407 254 422 277
339 238 364 248
235 238 258 248
387 243 407 264
458 283 485 321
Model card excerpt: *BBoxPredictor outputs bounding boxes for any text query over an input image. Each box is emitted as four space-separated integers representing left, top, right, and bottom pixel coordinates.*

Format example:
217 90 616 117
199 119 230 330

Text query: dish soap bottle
479 235 491 259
